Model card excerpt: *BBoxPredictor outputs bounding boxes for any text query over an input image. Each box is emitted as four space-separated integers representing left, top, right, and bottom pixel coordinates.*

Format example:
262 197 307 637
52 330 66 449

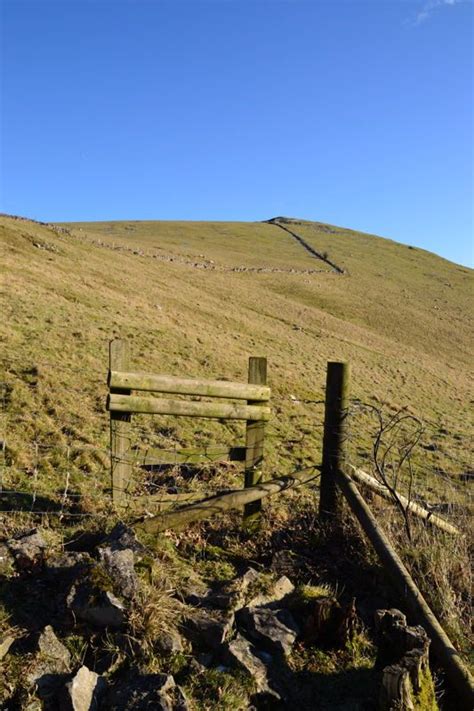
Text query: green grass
1 214 471 507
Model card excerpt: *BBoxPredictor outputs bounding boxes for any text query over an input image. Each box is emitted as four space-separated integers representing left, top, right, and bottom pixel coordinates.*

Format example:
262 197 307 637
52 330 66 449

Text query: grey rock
155 628 184 655
0 634 15 660
27 626 71 699
97 546 137 599
104 522 146 554
60 665 106 711
182 611 234 650
37 625 71 668
247 575 294 608
237 607 299 656
225 633 280 699
7 529 47 570
46 552 92 572
67 584 126 628
106 673 176 710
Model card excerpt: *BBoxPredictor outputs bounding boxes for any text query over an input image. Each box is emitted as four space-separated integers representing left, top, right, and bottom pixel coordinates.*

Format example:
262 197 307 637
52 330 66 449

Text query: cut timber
138 445 246 466
108 394 270 421
109 339 131 506
348 465 461 536
244 356 267 524
108 371 271 401
336 466 474 710
133 467 320 533
376 609 438 711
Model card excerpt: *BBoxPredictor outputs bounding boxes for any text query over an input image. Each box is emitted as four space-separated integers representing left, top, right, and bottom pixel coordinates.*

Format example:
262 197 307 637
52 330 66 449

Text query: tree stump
375 609 438 711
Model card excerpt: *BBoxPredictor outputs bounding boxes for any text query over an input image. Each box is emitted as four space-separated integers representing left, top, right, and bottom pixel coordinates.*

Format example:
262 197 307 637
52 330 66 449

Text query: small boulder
155 628 184 655
247 576 294 608
181 611 234 650
105 672 176 710
7 529 47 571
104 523 146 554
27 626 71 699
60 665 106 711
97 546 137 599
225 633 280 700
237 607 299 656
67 583 126 628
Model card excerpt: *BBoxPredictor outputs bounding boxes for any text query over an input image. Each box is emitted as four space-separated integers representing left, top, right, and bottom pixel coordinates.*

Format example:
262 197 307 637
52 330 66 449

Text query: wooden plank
347 465 461 536
109 371 271 401
109 339 132 506
336 466 474 711
243 357 267 524
133 467 319 533
319 361 349 522
138 445 246 466
108 394 270 421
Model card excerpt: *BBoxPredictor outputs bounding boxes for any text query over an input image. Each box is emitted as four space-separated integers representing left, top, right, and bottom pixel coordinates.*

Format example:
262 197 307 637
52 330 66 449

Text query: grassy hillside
1 214 473 708
1 214 472 502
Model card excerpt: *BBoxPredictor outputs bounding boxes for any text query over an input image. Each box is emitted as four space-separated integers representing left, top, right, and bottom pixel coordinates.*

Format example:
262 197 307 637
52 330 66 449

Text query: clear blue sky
1 0 473 266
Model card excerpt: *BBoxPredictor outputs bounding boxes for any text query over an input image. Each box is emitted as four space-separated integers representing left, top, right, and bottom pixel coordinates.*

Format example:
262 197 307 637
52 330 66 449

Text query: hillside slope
1 214 472 504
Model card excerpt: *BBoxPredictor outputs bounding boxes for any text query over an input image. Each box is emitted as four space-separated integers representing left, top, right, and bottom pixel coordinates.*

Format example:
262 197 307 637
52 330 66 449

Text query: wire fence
0 364 471 521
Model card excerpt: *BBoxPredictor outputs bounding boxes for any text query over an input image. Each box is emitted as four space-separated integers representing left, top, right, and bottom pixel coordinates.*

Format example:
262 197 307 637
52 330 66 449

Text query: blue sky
1 0 473 266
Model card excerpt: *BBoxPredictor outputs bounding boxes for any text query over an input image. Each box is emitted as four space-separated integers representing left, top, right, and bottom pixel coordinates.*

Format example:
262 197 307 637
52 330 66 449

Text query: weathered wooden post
109 339 132 506
319 361 349 522
243 356 267 527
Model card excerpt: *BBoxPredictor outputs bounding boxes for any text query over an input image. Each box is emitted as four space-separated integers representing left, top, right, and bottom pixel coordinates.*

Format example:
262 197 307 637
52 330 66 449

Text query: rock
36 625 71 668
67 584 126 628
225 633 280 700
60 665 106 711
210 568 261 611
97 546 137 599
7 529 47 571
27 626 71 699
181 611 234 650
104 523 146 555
247 575 295 608
0 633 15 660
105 673 177 710
155 628 184 655
46 552 92 572
237 607 299 656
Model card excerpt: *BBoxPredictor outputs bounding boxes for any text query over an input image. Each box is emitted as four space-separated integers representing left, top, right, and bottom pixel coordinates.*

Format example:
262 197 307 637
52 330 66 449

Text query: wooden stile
109 339 132 506
109 371 270 401
243 357 267 525
108 394 270 421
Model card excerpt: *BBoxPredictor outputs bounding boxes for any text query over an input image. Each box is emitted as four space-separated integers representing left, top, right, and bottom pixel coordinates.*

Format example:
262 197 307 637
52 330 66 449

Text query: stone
104 523 146 554
27 626 71 699
7 529 47 571
247 576 295 608
37 625 71 668
237 607 299 656
105 673 176 710
0 634 15 660
67 584 126 628
225 634 280 700
181 611 234 650
60 665 106 711
155 628 184 655
97 546 137 599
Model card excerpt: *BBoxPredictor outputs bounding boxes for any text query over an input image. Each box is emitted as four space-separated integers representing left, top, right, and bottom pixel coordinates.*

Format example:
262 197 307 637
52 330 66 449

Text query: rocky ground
0 520 440 711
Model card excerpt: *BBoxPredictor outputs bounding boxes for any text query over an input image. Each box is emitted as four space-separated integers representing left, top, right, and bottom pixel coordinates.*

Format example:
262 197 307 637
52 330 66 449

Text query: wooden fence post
319 361 349 522
109 339 131 506
243 357 267 527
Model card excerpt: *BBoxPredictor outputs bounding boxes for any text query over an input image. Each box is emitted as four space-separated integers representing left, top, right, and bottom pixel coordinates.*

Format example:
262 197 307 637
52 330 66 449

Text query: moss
411 664 439 711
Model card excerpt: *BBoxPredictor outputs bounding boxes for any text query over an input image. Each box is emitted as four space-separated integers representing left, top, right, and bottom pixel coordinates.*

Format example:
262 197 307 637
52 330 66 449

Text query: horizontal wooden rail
347 465 461 536
133 466 320 533
336 466 474 710
108 394 271 421
139 445 246 466
109 371 271 401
